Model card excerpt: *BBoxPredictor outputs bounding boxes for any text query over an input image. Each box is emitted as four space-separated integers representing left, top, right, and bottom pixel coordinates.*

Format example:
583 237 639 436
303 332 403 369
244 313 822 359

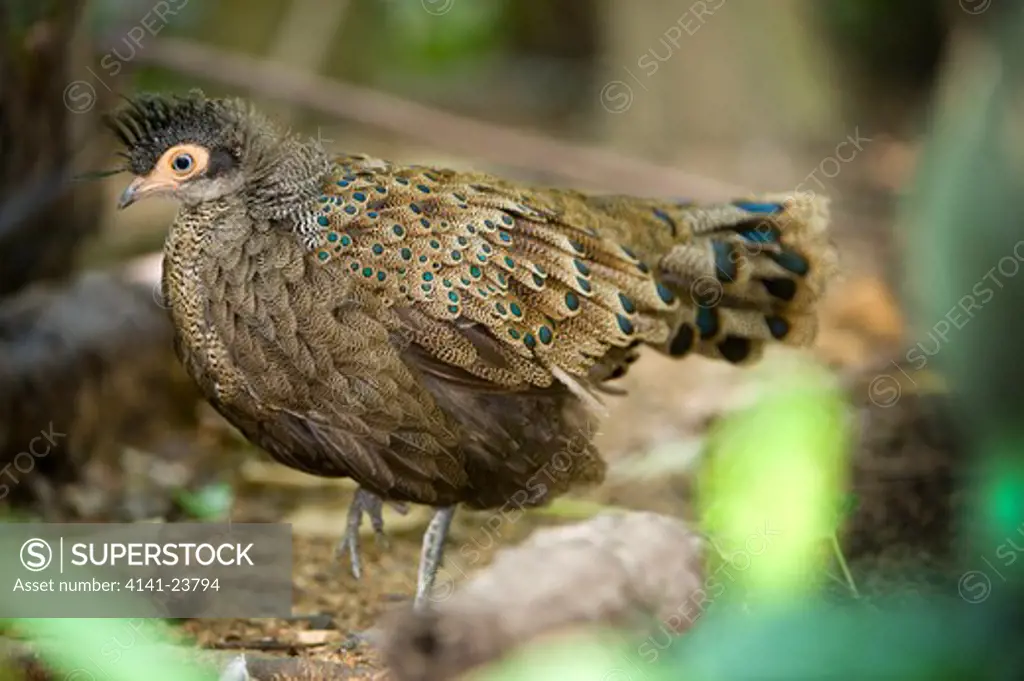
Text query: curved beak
117 177 146 210
117 176 177 210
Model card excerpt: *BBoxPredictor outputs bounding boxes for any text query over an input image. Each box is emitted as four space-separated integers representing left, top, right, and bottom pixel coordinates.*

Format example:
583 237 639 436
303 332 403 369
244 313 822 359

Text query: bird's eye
171 153 194 173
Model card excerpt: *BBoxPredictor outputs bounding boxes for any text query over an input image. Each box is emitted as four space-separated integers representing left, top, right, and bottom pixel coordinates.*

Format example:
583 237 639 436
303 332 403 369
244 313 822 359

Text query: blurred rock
0 265 202 518
381 511 705 681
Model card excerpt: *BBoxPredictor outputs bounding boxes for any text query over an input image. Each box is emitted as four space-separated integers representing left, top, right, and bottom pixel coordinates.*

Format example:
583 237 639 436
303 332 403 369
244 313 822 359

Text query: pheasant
105 91 837 610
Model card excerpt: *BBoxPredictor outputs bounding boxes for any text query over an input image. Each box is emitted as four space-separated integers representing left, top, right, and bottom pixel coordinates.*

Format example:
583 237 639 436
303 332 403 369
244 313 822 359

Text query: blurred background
0 0 980 673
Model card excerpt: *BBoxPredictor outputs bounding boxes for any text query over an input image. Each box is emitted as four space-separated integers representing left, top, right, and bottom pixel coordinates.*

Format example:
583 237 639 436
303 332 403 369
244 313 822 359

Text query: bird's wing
308 158 679 395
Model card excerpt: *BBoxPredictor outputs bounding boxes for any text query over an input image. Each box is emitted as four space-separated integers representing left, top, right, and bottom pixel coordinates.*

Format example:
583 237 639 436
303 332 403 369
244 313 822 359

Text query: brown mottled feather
106 92 837 513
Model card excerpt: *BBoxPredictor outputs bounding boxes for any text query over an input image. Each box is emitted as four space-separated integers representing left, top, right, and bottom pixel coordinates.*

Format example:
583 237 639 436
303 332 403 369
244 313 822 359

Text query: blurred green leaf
698 363 851 599
5 619 214 681
902 0 1024 555
660 599 993 680
175 482 234 521
4 0 63 34
384 0 506 70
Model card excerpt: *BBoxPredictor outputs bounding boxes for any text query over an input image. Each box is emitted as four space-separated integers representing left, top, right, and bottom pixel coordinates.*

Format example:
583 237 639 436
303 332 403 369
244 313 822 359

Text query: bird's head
105 91 330 220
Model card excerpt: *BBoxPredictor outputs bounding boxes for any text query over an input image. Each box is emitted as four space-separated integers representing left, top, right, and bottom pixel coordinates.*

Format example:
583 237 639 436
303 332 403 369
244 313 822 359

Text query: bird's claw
336 530 362 580
336 488 395 580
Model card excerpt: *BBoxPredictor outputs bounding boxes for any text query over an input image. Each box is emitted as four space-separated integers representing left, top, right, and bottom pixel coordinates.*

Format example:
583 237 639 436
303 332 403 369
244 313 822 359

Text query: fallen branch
138 38 748 200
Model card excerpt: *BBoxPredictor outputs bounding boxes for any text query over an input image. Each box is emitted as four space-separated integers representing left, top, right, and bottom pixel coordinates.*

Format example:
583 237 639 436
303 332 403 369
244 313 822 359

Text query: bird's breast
161 210 259 406
162 211 366 411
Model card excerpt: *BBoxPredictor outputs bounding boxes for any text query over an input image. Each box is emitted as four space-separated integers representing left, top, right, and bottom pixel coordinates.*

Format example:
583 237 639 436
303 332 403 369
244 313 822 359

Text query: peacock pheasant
105 92 838 609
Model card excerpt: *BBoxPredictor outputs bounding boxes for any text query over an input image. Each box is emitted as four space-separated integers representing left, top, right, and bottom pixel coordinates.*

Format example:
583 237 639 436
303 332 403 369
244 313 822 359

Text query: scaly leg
414 505 456 611
336 487 408 579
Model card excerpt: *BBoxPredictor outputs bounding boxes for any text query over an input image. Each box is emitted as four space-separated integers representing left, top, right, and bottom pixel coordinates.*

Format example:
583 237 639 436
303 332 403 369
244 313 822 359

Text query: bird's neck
170 197 249 251
241 136 332 225
163 197 251 317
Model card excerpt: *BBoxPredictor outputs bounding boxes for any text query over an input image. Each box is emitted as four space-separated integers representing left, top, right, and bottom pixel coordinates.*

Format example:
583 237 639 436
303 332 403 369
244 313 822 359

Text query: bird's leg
413 505 456 611
336 487 408 579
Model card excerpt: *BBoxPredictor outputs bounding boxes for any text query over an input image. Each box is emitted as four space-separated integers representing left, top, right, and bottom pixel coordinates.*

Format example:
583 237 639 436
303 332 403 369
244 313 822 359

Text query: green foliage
3 0 64 35
812 0 945 90
381 0 507 72
699 364 850 600
175 482 235 520
658 598 991 680
2 619 215 681
902 0 1024 553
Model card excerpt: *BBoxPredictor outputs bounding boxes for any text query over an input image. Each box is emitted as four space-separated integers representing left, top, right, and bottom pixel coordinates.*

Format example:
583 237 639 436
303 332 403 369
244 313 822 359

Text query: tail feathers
655 192 836 365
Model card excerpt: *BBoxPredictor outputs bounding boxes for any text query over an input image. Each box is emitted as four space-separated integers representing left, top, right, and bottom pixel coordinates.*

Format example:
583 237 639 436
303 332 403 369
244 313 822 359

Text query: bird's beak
117 176 177 210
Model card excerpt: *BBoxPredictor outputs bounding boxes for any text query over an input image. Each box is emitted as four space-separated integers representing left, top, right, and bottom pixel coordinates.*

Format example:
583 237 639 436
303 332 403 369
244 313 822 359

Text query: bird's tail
646 193 836 365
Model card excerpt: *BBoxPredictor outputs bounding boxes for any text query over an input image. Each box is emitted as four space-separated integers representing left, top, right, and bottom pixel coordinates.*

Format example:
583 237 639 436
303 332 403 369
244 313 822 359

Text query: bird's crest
103 89 257 176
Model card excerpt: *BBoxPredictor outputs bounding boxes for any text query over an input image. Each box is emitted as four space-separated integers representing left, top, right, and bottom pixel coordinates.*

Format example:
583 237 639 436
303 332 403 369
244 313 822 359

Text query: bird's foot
336 488 409 580
413 506 456 611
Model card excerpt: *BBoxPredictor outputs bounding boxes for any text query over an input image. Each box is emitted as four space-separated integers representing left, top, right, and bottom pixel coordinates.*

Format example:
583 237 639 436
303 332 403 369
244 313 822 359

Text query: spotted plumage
105 91 838 609
299 157 835 384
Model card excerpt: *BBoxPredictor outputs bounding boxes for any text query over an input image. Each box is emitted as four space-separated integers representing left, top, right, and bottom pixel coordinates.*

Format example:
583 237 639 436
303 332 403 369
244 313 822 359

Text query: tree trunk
0 0 111 296
0 1 205 519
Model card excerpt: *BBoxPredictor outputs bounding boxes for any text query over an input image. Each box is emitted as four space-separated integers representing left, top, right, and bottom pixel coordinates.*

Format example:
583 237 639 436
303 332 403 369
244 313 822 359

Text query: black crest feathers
103 90 249 175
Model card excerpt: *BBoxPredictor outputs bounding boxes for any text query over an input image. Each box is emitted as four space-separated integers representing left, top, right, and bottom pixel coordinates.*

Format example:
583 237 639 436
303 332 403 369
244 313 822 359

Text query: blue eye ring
171 153 194 173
